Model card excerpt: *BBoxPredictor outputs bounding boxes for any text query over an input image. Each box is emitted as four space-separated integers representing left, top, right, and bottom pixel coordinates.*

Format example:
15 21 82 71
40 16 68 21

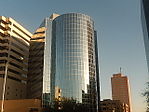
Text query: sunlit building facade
0 16 32 100
28 13 100 111
111 73 132 112
0 99 41 112
141 0 149 73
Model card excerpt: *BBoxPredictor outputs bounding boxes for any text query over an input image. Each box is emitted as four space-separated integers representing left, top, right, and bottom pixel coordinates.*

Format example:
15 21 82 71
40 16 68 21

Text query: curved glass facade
51 13 99 111
28 13 99 112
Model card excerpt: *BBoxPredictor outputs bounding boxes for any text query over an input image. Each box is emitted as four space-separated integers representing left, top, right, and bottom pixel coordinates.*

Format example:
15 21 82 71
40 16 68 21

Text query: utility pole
1 62 8 112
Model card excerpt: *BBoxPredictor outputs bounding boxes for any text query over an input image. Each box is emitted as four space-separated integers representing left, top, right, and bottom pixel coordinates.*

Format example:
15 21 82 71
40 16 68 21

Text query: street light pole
1 62 8 112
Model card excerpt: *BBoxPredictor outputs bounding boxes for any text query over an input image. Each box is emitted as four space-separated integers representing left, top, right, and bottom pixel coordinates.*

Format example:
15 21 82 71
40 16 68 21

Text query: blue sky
0 0 148 111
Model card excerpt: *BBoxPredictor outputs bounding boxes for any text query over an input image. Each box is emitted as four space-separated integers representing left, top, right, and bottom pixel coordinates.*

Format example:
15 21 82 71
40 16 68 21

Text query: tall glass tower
28 13 100 112
141 0 149 73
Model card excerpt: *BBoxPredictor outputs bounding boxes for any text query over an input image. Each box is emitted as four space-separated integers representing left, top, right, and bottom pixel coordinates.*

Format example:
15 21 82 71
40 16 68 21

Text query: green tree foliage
143 82 149 112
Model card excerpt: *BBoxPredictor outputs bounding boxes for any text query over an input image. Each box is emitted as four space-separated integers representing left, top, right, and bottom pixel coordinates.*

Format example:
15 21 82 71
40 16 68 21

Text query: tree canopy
143 82 149 112
43 98 90 112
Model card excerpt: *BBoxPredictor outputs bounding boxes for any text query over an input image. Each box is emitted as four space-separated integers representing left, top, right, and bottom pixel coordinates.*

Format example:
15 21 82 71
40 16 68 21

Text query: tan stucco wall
0 99 41 112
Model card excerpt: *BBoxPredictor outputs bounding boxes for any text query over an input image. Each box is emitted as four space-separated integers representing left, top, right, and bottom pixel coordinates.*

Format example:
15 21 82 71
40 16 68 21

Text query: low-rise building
100 99 129 112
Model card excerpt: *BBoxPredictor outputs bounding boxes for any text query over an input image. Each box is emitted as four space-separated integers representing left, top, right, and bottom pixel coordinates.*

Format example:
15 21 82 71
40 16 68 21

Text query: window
0 66 5 71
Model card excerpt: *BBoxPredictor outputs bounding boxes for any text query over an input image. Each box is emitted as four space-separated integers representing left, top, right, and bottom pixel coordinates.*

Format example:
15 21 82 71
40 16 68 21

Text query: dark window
0 46 9 50
0 60 7 64
0 74 4 78
8 68 21 75
0 66 5 71
0 53 8 57
8 75 21 82
10 55 23 63
9 62 23 69
0 39 9 43
10 49 23 57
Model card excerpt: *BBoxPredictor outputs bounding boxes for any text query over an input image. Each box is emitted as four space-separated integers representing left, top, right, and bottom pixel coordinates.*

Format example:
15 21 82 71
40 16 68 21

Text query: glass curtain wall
51 13 99 112
141 0 149 73
28 13 100 112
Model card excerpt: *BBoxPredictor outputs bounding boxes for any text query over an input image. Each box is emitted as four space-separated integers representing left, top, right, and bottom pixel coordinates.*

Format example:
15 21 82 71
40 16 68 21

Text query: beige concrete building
0 16 32 100
0 99 41 112
111 73 132 112
100 99 129 112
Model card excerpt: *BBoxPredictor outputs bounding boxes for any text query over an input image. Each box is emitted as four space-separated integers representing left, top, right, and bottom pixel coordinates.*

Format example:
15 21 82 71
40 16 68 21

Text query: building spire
120 67 122 74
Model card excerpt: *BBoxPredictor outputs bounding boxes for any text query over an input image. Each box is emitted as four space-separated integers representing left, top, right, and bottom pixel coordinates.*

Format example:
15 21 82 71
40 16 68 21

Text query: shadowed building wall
27 14 59 107
100 99 129 112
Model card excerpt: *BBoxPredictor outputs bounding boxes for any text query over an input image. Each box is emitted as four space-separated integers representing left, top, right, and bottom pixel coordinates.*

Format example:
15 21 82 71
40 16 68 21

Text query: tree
44 97 90 112
143 82 149 112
